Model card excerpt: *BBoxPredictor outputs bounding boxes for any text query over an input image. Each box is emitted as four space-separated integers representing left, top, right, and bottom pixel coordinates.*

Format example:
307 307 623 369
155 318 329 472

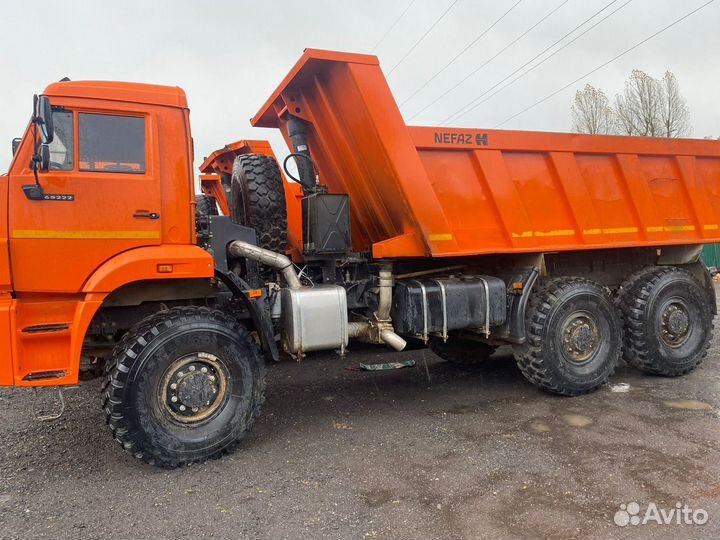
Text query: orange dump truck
3 49 718 467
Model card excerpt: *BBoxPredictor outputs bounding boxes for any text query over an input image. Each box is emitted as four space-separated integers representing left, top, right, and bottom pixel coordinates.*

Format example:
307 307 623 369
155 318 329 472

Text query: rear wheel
429 337 497 365
102 306 265 468
617 266 713 376
230 154 288 253
513 277 622 396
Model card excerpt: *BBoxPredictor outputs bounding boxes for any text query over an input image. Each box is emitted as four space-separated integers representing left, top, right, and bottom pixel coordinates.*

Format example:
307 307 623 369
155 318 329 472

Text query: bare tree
571 84 615 134
613 92 637 135
614 70 664 136
659 71 691 138
572 70 692 138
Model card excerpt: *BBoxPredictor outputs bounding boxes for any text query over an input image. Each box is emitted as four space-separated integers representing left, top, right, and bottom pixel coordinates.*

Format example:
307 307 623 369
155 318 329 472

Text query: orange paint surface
252 49 720 259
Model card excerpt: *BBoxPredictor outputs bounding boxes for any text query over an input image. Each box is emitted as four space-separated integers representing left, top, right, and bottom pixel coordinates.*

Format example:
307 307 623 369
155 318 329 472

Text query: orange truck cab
2 49 717 468
3 82 216 387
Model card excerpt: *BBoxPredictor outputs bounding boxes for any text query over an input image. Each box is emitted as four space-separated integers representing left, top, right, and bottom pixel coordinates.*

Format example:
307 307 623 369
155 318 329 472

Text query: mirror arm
24 121 45 201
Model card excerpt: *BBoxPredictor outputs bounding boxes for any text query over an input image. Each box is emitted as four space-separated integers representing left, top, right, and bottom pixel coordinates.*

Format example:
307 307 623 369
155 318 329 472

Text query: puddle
663 399 713 411
561 414 593 427
528 419 552 433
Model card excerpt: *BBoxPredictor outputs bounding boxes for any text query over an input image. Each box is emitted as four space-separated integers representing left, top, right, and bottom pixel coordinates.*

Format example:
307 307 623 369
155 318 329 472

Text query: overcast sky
2 0 718 174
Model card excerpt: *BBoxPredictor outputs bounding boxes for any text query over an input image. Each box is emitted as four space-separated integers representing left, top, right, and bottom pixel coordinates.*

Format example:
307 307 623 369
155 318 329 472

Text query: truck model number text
434 132 488 145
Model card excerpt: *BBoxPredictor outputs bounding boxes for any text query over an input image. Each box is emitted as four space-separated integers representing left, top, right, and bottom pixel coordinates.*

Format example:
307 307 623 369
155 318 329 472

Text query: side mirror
33 95 54 144
38 143 50 171
11 138 21 156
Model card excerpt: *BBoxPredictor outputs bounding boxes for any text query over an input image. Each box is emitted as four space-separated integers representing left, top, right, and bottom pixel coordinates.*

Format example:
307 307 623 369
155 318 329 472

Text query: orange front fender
83 244 214 293
5 245 215 387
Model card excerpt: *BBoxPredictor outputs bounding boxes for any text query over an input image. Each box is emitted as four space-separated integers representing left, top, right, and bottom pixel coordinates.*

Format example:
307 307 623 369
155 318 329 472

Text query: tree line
571 70 691 137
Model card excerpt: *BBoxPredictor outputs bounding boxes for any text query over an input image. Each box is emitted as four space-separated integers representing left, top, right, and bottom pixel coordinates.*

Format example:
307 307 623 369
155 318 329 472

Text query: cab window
79 113 146 173
48 109 74 170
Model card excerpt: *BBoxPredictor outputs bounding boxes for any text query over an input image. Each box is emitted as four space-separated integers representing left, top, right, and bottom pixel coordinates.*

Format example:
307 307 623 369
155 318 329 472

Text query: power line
441 0 625 124
494 0 716 128
438 0 624 126
443 0 633 125
387 0 460 76
399 0 525 108
407 0 567 119
372 0 417 52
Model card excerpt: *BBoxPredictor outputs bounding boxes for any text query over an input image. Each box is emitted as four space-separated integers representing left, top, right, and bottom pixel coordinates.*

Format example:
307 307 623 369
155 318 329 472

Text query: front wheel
513 277 622 396
102 306 265 468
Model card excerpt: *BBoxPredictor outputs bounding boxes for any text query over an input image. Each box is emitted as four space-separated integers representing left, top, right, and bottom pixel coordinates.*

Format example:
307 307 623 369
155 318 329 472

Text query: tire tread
102 306 265 468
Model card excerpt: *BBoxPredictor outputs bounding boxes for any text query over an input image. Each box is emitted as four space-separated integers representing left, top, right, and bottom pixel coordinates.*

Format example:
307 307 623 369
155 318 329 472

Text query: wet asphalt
1 297 719 539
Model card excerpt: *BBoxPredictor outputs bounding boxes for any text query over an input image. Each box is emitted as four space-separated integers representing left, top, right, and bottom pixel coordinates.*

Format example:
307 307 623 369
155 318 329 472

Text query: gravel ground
1 311 719 539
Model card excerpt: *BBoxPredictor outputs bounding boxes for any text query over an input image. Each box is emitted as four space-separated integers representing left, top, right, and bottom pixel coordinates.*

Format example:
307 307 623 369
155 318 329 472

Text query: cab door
8 102 162 293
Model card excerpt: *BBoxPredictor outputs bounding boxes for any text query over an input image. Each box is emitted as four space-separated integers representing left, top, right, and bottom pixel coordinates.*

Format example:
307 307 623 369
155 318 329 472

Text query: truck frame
2 49 716 467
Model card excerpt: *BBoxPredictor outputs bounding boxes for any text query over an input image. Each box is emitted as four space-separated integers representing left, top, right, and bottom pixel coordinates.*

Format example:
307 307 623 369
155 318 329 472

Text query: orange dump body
253 49 720 260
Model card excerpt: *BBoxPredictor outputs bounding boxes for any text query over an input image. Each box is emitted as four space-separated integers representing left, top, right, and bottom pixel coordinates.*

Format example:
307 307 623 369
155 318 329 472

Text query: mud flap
215 270 280 362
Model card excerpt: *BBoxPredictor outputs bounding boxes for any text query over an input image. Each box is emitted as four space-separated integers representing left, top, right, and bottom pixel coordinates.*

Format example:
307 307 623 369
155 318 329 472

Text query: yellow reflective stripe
647 225 696 233
12 229 160 239
602 227 637 234
428 233 453 241
534 229 575 237
512 229 575 238
663 225 695 232
498 223 708 239
583 227 639 235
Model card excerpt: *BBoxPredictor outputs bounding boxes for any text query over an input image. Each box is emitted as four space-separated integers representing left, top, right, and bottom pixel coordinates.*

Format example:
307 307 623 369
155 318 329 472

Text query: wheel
102 306 265 468
230 154 288 253
617 266 714 376
513 277 622 396
429 336 497 365
195 194 218 217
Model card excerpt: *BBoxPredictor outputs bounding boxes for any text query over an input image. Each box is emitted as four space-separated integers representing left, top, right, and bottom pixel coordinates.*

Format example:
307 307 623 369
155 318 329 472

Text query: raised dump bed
252 49 720 260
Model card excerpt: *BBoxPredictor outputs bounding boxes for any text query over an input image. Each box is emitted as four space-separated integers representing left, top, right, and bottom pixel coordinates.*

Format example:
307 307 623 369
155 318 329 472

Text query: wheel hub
660 302 691 346
176 371 217 409
561 313 600 363
161 353 228 424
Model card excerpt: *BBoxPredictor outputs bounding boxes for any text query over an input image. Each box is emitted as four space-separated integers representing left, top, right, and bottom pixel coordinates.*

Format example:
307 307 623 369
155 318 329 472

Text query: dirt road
1 330 719 539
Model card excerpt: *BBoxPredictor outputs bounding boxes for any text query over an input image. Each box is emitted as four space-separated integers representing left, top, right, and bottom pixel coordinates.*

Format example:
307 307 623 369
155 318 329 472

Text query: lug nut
192 407 199 413
179 405 186 411
189 366 196 372
171 396 178 403
201 367 208 373
170 383 177 390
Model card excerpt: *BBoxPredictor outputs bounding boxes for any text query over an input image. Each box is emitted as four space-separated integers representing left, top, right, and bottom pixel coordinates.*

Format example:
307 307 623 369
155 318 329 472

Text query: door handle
133 212 160 220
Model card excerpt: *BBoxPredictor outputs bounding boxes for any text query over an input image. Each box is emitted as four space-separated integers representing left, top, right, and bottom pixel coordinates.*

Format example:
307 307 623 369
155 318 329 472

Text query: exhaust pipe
227 240 301 290
228 241 405 351
347 266 407 352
